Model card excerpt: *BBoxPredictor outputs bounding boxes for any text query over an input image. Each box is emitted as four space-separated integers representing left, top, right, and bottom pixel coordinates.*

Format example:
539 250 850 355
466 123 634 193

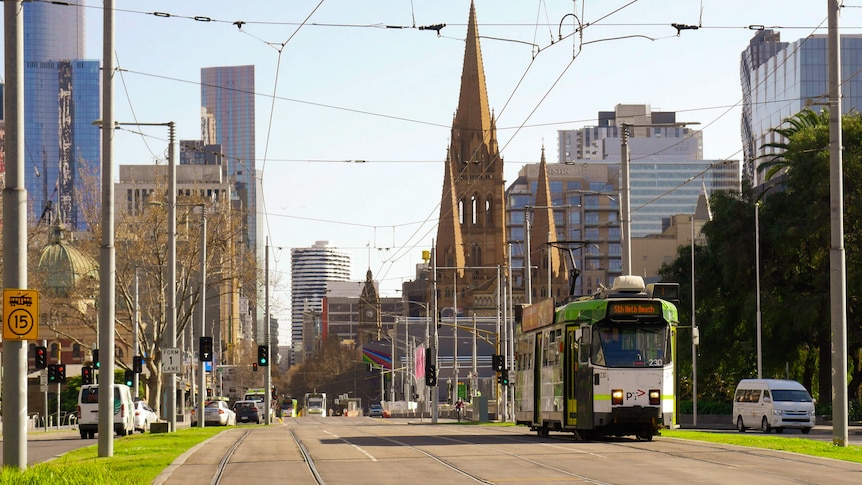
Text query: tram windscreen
591 325 669 367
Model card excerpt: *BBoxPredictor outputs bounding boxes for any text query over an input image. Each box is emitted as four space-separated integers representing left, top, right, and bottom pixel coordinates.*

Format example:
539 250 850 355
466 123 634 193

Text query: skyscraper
200 65 262 340
741 32 862 182
290 241 351 364
200 65 257 249
24 2 100 231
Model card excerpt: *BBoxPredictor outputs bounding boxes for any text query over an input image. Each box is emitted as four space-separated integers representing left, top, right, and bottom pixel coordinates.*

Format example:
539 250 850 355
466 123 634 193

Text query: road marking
322 430 378 462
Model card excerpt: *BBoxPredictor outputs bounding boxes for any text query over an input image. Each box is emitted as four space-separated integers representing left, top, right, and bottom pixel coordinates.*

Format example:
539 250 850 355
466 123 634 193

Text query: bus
304 392 327 416
514 276 679 440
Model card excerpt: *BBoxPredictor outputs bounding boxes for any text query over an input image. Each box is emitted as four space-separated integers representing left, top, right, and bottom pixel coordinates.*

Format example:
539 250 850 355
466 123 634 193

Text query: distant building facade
114 163 246 365
556 104 739 238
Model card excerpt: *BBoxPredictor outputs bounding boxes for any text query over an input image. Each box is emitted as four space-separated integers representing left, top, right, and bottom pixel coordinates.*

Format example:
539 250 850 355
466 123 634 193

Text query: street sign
2 289 39 340
162 347 182 374
39 369 48 392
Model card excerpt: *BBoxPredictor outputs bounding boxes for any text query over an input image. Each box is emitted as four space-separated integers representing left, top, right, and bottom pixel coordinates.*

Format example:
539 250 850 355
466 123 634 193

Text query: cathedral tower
435 2 507 315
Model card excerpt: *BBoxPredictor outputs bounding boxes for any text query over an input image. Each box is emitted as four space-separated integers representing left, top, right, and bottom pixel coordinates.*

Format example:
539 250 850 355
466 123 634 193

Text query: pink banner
414 346 426 378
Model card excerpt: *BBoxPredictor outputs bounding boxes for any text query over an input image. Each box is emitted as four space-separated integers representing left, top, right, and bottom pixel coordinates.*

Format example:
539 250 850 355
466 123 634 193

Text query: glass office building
23 3 100 230
200 65 258 252
741 32 862 182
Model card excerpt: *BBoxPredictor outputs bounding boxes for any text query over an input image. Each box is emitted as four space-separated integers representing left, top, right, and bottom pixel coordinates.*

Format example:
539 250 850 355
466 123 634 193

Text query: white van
732 379 815 434
77 383 136 439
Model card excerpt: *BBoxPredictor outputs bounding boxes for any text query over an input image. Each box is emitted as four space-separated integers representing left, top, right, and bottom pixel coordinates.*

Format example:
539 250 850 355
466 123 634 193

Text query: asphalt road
156 418 862 485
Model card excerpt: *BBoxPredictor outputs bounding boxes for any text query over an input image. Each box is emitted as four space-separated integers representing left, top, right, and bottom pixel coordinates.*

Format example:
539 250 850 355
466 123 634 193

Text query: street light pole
166 121 177 432
198 206 207 428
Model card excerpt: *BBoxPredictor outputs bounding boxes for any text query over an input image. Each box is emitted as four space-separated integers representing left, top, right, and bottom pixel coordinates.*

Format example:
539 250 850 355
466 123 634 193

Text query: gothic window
472 245 482 265
471 194 478 225
485 196 493 225
458 199 464 225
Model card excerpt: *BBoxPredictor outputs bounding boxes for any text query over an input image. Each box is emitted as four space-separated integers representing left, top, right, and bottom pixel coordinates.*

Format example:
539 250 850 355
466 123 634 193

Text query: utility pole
827 0 848 447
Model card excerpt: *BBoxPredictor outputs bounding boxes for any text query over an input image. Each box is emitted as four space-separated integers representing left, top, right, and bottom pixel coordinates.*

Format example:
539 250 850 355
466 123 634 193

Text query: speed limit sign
3 289 40 340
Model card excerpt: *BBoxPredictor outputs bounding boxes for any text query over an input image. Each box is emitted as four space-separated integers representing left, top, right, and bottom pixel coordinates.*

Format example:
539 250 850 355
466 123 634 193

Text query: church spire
452 0 491 140
434 1 507 316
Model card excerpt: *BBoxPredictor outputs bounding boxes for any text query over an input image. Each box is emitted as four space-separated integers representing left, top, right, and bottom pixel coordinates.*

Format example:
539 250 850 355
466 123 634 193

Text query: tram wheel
536 426 549 437
638 431 653 441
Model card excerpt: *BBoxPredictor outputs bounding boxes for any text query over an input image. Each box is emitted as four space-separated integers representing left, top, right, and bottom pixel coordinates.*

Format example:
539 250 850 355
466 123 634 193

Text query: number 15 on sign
162 347 182 374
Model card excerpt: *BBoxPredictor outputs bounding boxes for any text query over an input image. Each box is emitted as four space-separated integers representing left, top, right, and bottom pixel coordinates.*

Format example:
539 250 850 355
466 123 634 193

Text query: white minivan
732 379 815 434
77 383 136 439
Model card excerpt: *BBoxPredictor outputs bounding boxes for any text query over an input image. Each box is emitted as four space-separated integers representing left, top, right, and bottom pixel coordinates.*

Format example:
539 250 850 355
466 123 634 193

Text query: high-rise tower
434 2 508 315
24 2 100 231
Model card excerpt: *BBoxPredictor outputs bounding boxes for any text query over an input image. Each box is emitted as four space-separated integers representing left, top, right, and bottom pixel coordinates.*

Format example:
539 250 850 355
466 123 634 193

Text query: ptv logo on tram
626 389 647 401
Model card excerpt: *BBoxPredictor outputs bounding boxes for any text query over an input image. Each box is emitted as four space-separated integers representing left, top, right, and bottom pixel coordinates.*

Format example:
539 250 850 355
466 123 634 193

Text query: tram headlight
612 389 624 405
649 389 660 405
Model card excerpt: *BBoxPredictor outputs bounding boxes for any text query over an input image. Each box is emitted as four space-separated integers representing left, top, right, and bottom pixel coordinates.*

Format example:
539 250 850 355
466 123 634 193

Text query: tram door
575 327 593 429
565 326 578 427
533 332 543 425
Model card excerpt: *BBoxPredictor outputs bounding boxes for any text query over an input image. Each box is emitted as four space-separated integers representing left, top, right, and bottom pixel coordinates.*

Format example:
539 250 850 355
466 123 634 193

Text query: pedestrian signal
124 369 134 387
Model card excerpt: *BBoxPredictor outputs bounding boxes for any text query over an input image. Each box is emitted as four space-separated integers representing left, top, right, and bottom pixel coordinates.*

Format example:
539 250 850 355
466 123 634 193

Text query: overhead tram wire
259 0 325 247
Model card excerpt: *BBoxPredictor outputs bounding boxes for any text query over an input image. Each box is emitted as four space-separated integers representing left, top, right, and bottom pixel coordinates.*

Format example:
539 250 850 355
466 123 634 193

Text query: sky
5 0 857 333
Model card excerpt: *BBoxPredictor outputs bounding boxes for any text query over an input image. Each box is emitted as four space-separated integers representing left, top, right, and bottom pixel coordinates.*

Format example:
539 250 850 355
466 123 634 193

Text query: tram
514 275 679 440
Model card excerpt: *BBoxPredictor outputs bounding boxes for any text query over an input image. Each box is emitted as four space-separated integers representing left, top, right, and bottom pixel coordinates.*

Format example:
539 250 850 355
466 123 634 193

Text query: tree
661 108 862 409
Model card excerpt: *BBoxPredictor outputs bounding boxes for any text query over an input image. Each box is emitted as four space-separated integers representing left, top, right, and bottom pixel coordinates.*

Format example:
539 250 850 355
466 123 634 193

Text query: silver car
192 400 236 426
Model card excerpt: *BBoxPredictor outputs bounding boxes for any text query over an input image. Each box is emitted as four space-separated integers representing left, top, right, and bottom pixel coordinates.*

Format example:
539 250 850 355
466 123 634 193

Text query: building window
72 343 81 359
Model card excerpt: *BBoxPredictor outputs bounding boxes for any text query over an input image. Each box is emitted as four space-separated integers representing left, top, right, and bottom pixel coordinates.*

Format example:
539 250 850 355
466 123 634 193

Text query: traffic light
425 365 437 387
133 355 143 373
48 364 66 383
492 354 504 372
124 369 134 387
81 366 93 385
252 363 258 372
200 336 213 362
35 346 48 369
501 369 510 386
257 345 268 366
92 349 100 369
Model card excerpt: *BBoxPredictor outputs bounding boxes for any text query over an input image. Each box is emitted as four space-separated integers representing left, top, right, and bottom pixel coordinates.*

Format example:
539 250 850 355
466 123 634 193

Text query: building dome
37 223 99 296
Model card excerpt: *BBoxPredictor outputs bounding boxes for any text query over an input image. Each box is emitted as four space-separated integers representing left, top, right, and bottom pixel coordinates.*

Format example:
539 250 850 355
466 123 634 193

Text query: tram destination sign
607 301 662 316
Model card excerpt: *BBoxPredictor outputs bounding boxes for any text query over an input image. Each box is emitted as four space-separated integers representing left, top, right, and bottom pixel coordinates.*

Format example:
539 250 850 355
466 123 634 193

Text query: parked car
191 399 236 426
368 404 384 418
233 400 264 424
133 399 158 433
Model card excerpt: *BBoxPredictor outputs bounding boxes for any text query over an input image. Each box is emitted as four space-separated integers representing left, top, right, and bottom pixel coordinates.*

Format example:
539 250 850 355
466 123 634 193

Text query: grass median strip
0 427 225 485
661 429 862 463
